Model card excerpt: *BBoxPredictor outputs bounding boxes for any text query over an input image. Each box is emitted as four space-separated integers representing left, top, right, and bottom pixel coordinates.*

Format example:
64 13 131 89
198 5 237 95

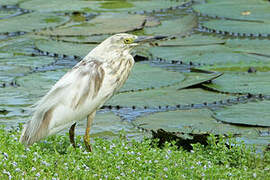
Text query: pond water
0 0 270 149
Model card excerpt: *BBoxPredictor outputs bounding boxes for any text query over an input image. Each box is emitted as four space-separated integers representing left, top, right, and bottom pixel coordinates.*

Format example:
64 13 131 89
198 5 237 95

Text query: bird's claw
84 135 92 152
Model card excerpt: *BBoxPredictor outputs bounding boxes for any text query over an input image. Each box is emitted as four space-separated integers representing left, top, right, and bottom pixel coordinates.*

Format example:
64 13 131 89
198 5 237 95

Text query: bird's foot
84 135 92 152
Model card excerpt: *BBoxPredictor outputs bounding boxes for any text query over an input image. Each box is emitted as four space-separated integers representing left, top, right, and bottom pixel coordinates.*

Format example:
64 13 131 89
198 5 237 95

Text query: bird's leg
69 123 77 148
84 111 96 152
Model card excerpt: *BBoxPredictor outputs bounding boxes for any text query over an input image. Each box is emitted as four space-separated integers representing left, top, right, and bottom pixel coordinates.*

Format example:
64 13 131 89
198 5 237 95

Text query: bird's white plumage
20 33 136 145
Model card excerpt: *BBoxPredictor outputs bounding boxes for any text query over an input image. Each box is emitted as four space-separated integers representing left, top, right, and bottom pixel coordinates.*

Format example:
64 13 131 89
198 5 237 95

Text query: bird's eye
123 38 133 44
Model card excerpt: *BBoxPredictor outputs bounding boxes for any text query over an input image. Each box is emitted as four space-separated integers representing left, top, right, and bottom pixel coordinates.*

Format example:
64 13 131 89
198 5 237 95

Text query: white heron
20 33 163 151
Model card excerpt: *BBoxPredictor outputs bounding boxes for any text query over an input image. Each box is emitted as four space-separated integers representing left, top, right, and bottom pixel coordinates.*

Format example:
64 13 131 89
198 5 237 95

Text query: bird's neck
84 45 131 63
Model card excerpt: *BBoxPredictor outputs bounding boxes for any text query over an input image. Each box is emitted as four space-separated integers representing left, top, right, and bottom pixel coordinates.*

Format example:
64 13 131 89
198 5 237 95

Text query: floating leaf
203 19 270 35
193 0 270 21
203 72 270 95
96 0 186 13
149 35 270 65
107 86 233 108
133 108 262 137
35 38 96 57
213 100 270 127
41 14 155 36
0 12 69 33
178 71 223 90
20 0 100 12
145 14 197 36
120 63 185 92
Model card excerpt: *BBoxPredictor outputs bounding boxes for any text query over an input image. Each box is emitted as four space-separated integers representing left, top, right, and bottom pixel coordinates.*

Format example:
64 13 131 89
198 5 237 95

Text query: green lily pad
203 72 270 95
203 19 270 35
41 13 154 36
178 71 223 90
193 0 270 21
50 34 109 44
20 0 100 12
201 61 270 72
149 35 270 65
213 100 270 127
96 0 186 13
226 39 270 56
15 69 67 100
107 86 233 108
133 108 263 138
120 63 185 92
145 14 197 36
0 0 20 5
35 38 96 57
0 12 69 33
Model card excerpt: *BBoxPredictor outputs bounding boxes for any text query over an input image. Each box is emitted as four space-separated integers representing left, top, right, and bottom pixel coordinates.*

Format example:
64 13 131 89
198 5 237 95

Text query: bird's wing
39 59 105 110
20 58 105 145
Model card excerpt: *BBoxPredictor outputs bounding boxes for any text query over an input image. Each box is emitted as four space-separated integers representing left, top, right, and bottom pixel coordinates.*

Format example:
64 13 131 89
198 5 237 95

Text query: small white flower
31 167 36 171
190 166 194 169
15 168 21 172
253 173 257 178
154 160 158 163
36 172 40 177
137 152 141 156
103 147 106 150
11 161 17 167
120 172 125 176
120 160 124 165
3 153 8 158
163 167 168 171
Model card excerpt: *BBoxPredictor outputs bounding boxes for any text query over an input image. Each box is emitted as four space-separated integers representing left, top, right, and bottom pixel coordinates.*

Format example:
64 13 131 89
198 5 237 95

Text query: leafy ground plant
0 126 269 179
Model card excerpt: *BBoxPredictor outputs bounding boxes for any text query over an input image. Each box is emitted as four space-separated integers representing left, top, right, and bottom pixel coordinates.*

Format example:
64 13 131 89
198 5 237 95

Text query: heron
20 33 164 151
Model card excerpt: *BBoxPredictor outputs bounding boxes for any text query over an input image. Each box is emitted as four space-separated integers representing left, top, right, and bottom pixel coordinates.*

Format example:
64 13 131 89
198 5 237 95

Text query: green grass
0 126 269 179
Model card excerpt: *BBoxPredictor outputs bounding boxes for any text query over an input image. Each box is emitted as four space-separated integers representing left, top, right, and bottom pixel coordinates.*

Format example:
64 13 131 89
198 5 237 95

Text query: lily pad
15 69 67 99
133 108 262 137
20 0 100 12
35 39 96 57
201 61 270 72
145 14 197 36
203 19 270 35
226 39 270 56
0 0 20 5
193 0 270 21
213 100 270 127
107 86 233 108
149 35 270 65
178 71 223 90
120 63 185 92
41 13 154 36
0 12 69 33
203 72 270 95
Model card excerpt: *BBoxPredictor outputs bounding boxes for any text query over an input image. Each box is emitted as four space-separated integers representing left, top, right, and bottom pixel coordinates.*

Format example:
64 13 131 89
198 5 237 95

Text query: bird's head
87 33 167 61
101 33 139 53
